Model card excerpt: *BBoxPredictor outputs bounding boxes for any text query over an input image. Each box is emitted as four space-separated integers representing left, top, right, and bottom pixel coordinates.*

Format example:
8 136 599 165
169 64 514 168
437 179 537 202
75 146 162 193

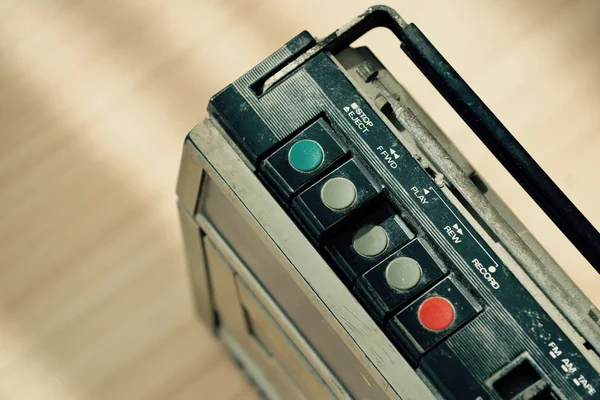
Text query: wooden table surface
1 1 598 399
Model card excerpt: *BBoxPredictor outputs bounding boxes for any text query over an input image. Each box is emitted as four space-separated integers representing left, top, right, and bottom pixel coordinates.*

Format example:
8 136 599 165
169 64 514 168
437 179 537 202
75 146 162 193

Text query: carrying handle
322 6 600 271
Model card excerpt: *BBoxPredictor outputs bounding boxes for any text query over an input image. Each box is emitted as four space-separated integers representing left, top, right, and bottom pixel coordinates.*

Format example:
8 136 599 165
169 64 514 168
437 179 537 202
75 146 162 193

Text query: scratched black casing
207 31 599 400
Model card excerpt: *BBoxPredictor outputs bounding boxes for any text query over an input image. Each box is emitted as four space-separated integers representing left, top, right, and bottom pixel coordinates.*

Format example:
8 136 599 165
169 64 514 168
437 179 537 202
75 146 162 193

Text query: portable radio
176 6 600 399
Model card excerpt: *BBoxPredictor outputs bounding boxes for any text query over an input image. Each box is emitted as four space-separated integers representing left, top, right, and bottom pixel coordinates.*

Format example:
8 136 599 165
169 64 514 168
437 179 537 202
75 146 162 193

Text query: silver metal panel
176 139 206 214
220 330 282 400
236 277 336 400
204 237 306 400
200 215 349 399
177 201 213 326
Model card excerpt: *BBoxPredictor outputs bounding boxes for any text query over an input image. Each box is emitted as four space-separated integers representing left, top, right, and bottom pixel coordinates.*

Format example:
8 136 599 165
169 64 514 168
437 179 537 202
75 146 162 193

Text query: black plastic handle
397 23 600 270
322 6 600 271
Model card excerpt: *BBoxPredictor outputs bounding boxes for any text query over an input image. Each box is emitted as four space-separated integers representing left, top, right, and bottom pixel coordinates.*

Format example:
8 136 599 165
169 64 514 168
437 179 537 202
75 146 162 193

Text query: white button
385 257 422 291
320 177 357 210
352 224 388 257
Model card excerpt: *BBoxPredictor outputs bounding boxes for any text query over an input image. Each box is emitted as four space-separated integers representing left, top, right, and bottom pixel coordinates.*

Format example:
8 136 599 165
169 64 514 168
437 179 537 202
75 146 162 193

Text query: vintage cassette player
176 6 600 400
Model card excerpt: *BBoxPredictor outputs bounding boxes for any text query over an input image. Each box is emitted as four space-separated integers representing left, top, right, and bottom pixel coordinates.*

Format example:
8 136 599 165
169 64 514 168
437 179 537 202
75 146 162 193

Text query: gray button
320 177 357 210
352 224 388 257
385 257 422 291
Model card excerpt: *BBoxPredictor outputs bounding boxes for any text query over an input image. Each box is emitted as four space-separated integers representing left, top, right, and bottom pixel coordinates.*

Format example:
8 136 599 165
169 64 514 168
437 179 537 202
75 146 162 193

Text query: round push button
320 177 357 210
288 140 324 172
385 257 422 291
418 297 455 332
352 224 388 257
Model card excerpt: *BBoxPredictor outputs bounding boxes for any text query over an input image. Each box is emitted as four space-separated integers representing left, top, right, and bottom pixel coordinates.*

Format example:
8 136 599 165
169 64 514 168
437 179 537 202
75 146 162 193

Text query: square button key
354 238 448 324
260 118 346 202
292 158 379 239
325 203 414 283
386 275 482 364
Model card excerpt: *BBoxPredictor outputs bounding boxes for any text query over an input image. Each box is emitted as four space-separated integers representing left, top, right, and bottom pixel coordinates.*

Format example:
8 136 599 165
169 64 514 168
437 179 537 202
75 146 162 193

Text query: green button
288 140 324 172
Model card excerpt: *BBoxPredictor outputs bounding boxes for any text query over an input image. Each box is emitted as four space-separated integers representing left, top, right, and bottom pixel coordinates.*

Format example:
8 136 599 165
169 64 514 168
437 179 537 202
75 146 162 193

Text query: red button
418 296 455 331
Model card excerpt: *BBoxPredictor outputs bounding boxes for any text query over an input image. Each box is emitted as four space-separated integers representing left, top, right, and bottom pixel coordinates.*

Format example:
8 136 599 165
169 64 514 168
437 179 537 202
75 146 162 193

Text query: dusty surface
0 1 598 399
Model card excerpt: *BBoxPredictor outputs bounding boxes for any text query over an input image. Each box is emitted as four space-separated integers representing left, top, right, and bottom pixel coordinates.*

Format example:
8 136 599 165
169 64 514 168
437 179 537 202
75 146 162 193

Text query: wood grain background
1 1 598 399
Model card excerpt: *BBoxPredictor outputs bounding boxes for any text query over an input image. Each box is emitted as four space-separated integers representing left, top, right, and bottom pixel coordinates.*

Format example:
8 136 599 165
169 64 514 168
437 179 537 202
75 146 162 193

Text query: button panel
354 238 447 324
292 158 380 239
205 32 600 400
386 275 482 364
261 118 346 202
325 203 414 282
